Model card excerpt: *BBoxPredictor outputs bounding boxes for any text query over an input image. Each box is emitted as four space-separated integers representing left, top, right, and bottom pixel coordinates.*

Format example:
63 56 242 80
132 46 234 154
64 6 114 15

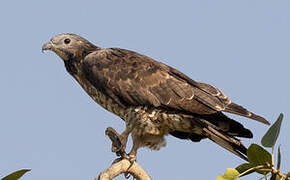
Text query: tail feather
171 114 253 161
202 120 248 161
225 102 270 125
201 112 253 138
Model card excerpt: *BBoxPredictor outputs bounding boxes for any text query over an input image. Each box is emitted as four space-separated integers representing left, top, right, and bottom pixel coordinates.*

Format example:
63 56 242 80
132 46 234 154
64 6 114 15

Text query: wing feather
81 48 269 124
169 66 269 124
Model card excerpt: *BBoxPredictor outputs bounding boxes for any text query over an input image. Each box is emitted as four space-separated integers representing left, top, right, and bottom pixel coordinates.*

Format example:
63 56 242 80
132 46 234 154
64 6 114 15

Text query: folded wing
82 48 269 125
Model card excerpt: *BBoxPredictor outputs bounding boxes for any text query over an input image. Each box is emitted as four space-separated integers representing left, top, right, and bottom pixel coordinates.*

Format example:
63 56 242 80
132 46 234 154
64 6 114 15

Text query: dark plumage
42 33 269 161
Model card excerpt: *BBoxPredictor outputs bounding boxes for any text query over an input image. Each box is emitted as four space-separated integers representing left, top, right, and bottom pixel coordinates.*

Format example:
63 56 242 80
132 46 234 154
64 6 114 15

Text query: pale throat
54 49 70 61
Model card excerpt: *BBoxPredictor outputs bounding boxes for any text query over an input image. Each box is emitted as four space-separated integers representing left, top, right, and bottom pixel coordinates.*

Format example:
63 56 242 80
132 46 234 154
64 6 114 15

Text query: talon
105 127 124 155
124 172 131 179
128 154 137 163
105 126 139 179
112 157 122 164
122 153 136 179
105 127 130 157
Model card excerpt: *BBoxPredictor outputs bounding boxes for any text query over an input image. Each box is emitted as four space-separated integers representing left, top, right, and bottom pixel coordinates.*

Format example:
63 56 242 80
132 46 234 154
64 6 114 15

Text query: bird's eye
64 38 71 44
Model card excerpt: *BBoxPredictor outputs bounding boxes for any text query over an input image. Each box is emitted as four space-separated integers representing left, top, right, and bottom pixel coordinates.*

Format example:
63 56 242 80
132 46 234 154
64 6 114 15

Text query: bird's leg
123 139 140 179
105 126 132 157
105 127 137 179
127 140 139 163
118 127 131 153
105 127 124 156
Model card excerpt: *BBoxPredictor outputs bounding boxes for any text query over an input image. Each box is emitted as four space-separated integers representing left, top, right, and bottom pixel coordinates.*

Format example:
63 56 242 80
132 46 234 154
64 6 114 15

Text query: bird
42 33 270 162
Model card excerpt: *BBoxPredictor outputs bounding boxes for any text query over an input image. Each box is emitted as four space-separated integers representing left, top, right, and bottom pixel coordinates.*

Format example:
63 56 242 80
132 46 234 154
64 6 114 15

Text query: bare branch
96 127 152 180
97 158 151 180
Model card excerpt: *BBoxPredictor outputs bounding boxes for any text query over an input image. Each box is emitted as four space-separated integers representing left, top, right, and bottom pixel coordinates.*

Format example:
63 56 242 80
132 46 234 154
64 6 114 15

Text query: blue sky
0 0 289 179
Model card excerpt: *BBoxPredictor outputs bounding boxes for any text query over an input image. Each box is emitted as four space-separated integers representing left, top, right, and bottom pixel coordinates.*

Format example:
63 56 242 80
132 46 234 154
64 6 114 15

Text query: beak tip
42 41 53 53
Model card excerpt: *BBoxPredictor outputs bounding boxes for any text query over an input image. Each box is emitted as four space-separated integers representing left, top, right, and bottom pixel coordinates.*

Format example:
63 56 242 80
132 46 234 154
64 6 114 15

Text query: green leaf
256 170 271 176
286 172 290 178
247 144 272 166
236 162 271 176
216 168 240 180
261 113 283 148
1 169 30 180
270 174 280 180
277 145 281 170
236 163 255 177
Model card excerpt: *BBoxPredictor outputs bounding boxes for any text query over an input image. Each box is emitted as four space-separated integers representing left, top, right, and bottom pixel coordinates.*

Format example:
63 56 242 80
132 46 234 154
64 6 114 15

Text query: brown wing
169 68 269 124
82 48 269 124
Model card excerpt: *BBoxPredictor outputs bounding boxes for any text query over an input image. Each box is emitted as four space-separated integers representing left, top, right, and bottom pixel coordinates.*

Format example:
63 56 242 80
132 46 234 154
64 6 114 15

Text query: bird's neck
64 45 99 75
64 58 79 75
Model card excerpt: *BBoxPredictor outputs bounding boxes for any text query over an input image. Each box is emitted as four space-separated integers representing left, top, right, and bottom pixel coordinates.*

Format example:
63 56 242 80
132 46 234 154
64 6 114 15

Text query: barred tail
202 120 248 161
225 102 270 125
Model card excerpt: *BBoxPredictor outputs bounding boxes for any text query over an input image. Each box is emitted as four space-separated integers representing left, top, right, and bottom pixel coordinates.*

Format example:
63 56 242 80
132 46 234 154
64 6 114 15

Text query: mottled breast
71 63 127 118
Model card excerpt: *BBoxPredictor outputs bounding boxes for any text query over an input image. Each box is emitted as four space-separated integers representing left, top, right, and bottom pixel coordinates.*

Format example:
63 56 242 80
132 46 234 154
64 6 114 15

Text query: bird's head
42 33 98 61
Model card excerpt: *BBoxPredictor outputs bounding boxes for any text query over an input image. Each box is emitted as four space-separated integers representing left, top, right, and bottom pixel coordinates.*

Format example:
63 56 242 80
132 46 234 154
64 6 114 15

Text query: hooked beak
42 41 53 53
